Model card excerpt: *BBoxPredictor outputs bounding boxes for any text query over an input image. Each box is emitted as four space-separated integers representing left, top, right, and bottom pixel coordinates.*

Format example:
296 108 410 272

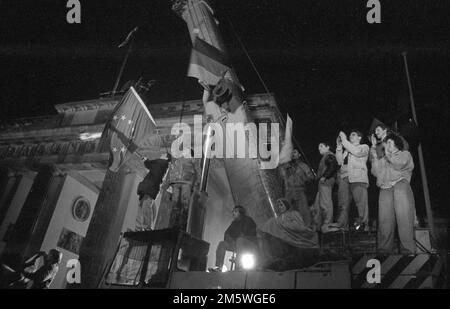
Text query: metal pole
402 51 436 241
199 124 213 192
112 28 138 95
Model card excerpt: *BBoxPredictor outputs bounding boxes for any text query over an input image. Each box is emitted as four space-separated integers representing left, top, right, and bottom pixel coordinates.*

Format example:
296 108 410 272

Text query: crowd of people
0 249 62 289
133 121 417 271
281 122 417 257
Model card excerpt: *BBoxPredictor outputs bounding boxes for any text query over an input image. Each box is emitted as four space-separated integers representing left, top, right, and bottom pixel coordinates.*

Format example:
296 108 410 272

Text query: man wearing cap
336 131 370 231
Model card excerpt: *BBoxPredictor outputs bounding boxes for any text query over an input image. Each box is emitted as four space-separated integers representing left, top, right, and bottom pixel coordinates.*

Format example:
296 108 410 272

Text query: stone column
0 170 37 257
2 165 63 260
171 0 278 231
78 166 137 288
22 169 67 258
0 168 21 227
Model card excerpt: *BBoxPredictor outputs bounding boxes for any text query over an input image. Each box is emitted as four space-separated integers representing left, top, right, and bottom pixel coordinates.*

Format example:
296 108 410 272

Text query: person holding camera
335 131 370 231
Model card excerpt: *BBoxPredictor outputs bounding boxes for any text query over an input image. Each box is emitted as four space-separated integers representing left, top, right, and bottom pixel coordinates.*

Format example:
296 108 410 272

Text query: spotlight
221 265 228 273
240 253 255 270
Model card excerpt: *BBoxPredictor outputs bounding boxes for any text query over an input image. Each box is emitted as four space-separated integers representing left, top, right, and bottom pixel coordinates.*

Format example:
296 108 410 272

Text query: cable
222 11 271 95
222 10 316 174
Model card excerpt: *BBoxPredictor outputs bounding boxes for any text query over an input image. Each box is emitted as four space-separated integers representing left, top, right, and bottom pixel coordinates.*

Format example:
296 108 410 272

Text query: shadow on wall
202 167 235 269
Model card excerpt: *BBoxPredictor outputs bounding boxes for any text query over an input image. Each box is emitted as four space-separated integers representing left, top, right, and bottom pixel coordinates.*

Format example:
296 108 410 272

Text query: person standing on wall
136 152 172 231
335 131 370 231
370 133 416 255
312 142 339 232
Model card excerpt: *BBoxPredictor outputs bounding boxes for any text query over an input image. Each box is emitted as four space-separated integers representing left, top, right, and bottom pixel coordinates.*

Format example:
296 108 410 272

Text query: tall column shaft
78 167 136 288
3 166 56 259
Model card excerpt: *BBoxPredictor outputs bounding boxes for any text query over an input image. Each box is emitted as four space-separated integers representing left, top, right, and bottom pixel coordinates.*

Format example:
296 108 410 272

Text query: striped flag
100 87 157 172
187 37 231 86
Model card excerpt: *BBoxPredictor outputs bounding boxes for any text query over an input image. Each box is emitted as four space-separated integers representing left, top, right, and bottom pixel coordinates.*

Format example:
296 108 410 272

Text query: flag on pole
278 114 294 165
187 37 231 86
118 27 139 48
101 87 157 172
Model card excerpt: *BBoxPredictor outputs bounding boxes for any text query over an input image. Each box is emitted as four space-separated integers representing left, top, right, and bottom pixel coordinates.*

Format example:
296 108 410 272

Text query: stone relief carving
0 140 101 160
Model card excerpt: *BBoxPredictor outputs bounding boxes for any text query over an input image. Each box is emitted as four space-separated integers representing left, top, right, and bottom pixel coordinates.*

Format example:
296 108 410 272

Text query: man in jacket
312 142 339 232
136 152 171 231
279 149 315 226
209 205 257 272
335 131 370 231
1 249 62 289
371 133 416 254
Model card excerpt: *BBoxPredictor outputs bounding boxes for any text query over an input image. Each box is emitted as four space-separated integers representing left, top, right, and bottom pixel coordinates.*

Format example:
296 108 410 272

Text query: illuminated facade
0 92 284 288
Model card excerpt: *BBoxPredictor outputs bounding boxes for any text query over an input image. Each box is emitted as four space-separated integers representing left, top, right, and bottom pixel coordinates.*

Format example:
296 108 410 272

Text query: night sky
0 0 449 217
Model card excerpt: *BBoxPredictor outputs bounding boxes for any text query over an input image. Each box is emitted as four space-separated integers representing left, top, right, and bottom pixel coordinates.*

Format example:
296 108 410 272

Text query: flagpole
402 51 436 241
112 27 139 95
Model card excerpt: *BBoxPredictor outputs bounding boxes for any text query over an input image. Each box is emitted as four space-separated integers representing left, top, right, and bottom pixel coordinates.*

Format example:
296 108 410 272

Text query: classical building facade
0 91 285 288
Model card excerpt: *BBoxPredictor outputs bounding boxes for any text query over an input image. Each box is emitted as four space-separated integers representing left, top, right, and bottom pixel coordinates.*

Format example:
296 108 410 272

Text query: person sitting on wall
135 152 172 231
208 205 258 272
258 198 319 271
0 249 62 289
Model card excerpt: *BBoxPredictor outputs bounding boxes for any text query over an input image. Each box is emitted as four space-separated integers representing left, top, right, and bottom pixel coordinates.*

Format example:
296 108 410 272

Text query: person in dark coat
0 249 62 289
279 149 315 226
312 142 339 232
209 206 257 272
135 152 171 231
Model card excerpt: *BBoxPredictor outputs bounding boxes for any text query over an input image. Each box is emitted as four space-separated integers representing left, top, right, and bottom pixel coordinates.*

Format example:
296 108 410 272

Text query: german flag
187 37 231 86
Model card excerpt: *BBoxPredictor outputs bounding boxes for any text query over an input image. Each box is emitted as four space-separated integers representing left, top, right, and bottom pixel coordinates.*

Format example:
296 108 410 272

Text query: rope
222 11 271 95
222 10 316 174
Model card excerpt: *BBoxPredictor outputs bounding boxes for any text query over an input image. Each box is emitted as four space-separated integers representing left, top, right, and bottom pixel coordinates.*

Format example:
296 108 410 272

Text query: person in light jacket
335 130 370 231
371 133 416 255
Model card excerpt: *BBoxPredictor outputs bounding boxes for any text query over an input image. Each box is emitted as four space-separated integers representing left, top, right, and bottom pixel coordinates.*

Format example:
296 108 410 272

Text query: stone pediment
54 97 121 114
